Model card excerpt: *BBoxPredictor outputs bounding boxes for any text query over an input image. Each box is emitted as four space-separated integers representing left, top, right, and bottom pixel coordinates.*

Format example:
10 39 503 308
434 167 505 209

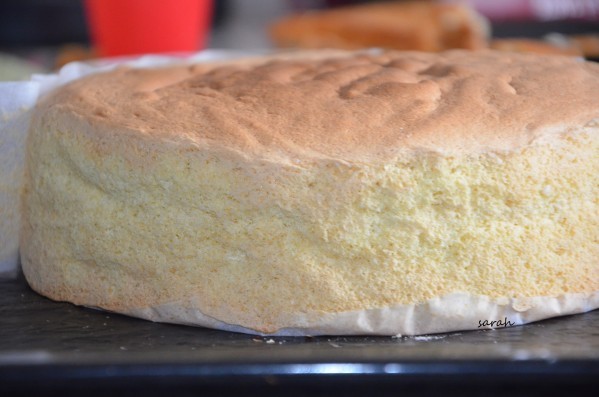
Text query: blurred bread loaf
269 1 490 51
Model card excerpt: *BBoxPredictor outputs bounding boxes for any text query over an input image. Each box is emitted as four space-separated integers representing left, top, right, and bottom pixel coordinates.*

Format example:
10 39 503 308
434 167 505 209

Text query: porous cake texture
21 50 599 335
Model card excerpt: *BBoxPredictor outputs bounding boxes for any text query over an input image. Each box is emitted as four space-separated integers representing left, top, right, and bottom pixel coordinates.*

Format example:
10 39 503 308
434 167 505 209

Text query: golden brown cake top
41 50 599 161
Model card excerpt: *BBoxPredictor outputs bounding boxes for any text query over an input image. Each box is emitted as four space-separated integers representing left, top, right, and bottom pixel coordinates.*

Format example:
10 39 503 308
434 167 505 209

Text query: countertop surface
1 275 598 396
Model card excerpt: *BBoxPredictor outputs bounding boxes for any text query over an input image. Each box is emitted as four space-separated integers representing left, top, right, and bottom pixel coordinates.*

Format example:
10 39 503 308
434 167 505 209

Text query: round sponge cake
21 50 599 335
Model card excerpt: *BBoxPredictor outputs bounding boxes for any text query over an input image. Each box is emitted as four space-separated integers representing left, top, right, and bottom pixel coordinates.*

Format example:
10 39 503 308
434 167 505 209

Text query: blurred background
1 0 599 80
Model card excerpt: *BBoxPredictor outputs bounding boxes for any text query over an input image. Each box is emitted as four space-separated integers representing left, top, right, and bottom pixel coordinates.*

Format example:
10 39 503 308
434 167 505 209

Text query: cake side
21 108 599 333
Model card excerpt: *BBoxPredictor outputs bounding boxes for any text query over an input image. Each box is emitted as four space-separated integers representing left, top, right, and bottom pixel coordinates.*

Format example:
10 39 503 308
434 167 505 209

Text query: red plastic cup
85 0 213 57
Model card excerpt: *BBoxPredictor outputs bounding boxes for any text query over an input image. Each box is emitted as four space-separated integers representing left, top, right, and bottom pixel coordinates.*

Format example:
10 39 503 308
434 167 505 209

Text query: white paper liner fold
0 82 38 276
124 291 599 336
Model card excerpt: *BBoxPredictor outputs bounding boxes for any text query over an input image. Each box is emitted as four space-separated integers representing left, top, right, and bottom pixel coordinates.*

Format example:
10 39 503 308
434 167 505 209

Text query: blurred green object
0 53 44 81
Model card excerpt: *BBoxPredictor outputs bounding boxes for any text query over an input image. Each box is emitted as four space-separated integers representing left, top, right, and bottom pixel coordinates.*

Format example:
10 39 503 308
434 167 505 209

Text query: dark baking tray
1 275 598 397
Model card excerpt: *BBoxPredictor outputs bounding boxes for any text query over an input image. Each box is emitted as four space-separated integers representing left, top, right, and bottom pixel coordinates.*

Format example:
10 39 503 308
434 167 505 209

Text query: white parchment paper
0 82 38 276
